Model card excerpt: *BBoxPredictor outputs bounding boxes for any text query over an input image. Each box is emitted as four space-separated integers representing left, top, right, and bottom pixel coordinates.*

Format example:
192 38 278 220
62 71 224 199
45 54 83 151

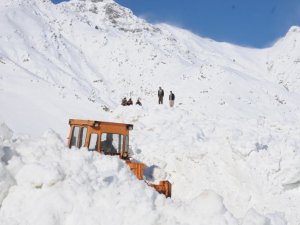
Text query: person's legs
159 97 163 104
170 100 174 107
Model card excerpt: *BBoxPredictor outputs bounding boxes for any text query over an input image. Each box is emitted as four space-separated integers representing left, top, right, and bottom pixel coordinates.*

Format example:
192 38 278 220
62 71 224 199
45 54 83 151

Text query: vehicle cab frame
68 119 133 159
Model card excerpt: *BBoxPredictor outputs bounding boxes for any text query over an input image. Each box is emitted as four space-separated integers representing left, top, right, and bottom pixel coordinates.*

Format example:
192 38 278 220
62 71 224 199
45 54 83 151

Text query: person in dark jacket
127 98 133 106
100 133 117 154
121 97 127 106
169 91 175 107
158 87 164 104
136 98 142 106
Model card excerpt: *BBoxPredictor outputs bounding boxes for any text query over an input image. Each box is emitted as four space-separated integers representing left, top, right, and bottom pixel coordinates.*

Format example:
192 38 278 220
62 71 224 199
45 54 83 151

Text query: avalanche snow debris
0 127 286 225
0 0 300 224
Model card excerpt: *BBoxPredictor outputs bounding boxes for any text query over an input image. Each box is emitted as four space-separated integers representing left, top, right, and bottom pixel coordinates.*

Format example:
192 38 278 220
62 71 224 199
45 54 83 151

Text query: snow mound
0 127 285 225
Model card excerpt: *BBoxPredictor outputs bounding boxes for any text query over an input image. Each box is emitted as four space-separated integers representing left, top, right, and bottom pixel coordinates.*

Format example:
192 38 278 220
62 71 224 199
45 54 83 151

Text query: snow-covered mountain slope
1 0 300 224
266 26 300 92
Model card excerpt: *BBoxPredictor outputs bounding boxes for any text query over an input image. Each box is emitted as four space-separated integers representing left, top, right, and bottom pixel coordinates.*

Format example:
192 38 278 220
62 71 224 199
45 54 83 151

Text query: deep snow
0 125 287 225
1 0 300 224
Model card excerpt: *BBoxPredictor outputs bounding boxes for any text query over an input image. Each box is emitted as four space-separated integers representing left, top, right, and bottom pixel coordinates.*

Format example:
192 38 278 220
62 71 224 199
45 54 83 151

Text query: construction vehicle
67 119 172 198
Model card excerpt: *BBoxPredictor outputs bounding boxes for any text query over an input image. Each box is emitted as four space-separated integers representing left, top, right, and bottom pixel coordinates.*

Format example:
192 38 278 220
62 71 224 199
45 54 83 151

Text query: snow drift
0 125 286 225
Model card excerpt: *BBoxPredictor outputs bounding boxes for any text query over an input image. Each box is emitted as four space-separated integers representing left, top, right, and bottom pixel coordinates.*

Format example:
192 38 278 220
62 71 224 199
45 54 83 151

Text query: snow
0 128 241 225
1 0 300 224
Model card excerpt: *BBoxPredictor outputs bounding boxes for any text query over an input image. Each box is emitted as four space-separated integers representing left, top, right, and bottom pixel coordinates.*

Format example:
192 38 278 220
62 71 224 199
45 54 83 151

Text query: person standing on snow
158 87 164 104
169 91 175 107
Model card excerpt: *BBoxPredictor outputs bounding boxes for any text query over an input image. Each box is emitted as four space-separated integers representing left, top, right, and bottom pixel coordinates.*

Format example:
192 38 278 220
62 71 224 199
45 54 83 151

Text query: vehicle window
101 133 123 154
125 136 129 153
89 133 98 151
71 126 80 147
80 127 87 148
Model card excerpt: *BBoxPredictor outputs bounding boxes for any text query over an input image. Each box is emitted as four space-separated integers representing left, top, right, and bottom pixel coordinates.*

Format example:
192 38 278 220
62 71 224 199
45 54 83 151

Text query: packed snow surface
1 0 300 224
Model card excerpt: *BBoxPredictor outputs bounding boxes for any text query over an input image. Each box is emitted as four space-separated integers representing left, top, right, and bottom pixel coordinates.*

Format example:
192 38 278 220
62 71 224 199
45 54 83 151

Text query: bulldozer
67 119 172 198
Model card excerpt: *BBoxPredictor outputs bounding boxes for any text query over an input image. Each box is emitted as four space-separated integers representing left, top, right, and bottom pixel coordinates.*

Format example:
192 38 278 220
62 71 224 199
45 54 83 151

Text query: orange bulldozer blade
126 160 172 198
126 160 145 180
148 181 172 198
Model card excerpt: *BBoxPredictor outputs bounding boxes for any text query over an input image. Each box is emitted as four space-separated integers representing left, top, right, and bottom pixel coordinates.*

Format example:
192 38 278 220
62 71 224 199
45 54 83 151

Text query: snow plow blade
126 160 145 180
126 160 172 198
148 181 172 198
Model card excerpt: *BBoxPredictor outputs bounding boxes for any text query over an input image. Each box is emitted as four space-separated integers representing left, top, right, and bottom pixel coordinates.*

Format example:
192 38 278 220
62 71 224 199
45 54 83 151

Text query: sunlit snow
1 0 300 224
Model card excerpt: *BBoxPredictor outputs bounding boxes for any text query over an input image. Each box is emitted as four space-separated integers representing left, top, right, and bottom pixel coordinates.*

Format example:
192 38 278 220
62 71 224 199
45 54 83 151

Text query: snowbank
0 124 285 225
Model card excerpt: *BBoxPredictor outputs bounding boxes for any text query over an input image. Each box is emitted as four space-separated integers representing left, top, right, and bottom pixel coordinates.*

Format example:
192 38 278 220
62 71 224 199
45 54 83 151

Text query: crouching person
121 97 127 106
